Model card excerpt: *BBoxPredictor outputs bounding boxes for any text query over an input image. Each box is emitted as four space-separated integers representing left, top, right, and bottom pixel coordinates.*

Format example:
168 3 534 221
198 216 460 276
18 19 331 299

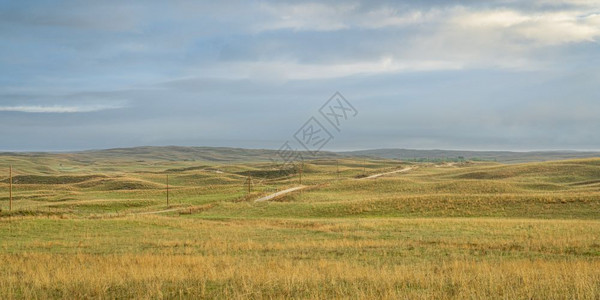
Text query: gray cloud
0 0 598 151
0 104 124 113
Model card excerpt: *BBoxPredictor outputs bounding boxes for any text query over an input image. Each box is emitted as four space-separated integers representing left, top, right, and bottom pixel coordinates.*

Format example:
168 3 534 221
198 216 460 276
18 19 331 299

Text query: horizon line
2 145 600 154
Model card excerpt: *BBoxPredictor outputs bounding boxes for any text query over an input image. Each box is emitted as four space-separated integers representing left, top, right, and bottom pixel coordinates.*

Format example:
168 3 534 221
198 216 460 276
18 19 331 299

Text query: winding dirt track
134 207 185 215
22 198 140 209
359 167 413 179
22 199 186 215
253 166 414 202
254 186 307 202
17 166 415 211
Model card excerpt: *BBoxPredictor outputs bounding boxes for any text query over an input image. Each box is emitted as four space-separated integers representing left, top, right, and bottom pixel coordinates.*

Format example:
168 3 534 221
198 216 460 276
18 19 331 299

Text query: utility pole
299 162 303 185
246 176 252 193
166 174 169 207
9 165 12 211
336 160 339 179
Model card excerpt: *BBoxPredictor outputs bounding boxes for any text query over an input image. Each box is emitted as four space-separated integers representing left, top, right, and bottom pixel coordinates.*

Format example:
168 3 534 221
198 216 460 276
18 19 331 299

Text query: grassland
1 148 600 299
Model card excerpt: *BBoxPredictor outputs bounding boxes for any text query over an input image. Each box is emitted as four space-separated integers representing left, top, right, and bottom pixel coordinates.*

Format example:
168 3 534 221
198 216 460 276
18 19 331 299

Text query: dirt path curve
22 198 139 209
253 167 414 202
255 186 307 202
134 207 186 215
18 198 187 216
360 167 413 180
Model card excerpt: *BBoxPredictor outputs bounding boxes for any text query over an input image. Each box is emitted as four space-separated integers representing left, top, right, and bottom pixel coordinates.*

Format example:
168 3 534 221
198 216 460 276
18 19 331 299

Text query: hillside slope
343 148 600 163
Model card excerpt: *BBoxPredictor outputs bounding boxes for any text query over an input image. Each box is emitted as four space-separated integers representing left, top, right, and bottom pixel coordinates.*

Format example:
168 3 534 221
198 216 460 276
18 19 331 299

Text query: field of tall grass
1 155 600 298
1 217 599 298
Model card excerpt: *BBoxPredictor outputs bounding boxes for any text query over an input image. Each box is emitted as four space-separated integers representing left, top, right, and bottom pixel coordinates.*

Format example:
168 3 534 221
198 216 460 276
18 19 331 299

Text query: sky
0 0 599 152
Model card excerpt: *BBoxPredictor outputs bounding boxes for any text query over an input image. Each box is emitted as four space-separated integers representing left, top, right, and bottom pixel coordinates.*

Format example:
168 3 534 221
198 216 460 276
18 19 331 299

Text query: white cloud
242 2 600 76
194 57 464 81
254 1 600 48
255 2 439 32
255 2 355 32
454 9 600 46
360 9 440 29
265 59 463 79
0 105 124 113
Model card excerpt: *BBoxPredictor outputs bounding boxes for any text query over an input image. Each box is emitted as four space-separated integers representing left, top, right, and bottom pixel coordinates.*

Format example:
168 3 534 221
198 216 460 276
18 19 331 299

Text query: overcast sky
0 0 599 151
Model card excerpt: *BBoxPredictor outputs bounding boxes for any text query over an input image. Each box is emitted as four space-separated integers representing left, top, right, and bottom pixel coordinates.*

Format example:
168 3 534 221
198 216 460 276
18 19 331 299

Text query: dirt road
134 207 185 215
253 167 414 202
254 186 307 202
360 167 413 179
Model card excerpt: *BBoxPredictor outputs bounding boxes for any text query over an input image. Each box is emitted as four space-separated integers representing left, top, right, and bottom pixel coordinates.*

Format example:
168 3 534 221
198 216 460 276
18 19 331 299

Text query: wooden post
336 160 339 179
166 174 169 207
247 176 252 193
299 163 303 185
9 165 12 211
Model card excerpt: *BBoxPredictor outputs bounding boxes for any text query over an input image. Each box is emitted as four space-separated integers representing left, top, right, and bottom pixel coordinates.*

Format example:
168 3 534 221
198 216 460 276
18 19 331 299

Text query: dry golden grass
1 253 599 299
1 217 600 299
2 157 600 298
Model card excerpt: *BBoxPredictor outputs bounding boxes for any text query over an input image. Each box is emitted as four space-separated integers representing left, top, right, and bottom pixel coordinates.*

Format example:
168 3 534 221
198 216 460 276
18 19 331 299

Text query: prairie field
4 0 598 298
1 151 600 299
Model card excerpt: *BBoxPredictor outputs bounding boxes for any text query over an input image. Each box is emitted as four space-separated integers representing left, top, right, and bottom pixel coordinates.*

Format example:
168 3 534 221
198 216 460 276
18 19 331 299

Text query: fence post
9 165 12 211
166 174 169 207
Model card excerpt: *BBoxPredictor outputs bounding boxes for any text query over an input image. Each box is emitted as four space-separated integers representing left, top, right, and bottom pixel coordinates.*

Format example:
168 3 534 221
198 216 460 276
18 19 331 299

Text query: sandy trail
15 198 184 216
21 198 143 209
134 207 185 215
360 167 413 180
254 167 414 202
19 167 413 211
254 186 307 202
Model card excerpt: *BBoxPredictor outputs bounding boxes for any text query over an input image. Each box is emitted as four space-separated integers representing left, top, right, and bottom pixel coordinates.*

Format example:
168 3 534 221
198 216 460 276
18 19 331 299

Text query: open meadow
3 0 599 298
1 149 600 299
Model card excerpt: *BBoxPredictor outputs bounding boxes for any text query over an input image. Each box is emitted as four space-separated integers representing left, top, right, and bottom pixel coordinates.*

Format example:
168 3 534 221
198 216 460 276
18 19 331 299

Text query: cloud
0 104 124 113
0 1 145 31
254 1 600 48
453 9 600 46
194 1 600 78
210 58 463 81
255 2 442 32
255 2 355 32
0 0 599 150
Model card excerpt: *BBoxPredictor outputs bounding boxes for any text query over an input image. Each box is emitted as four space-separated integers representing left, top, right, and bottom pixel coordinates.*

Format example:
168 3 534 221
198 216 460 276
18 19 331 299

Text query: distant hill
0 146 341 163
341 149 600 163
79 146 342 162
2 146 600 164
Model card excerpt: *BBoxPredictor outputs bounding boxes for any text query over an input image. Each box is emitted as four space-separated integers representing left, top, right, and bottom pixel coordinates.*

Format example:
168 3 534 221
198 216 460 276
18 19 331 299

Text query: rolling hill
2 146 600 165
342 148 600 163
